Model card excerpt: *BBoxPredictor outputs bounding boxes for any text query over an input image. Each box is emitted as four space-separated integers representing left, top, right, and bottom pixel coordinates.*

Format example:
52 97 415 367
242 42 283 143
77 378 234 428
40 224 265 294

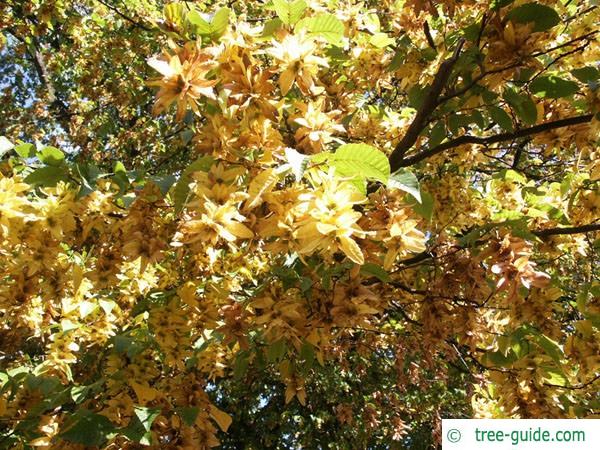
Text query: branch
389 40 465 171
395 114 594 167
95 0 153 31
544 373 600 390
6 29 72 128
396 222 600 266
534 223 600 238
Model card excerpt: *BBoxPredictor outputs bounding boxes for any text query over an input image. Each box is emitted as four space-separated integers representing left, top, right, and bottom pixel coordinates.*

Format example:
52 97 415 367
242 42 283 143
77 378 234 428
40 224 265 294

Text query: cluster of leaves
0 0 599 449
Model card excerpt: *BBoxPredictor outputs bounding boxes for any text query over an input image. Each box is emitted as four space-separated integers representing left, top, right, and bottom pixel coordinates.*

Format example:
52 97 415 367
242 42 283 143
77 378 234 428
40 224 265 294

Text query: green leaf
210 7 230 37
173 155 214 212
24 166 70 187
135 406 160 433
360 263 391 282
272 0 306 26
507 3 560 32
150 175 177 197
187 7 230 38
530 76 579 99
299 341 315 369
262 18 283 37
412 191 434 221
0 136 14 157
488 105 514 132
37 146 65 166
570 67 600 83
122 406 160 445
267 339 287 362
503 89 537 125
428 121 446 147
541 366 568 386
531 332 564 364
176 407 199 426
60 409 116 447
15 143 36 158
388 169 421 203
296 13 344 44
483 350 519 367
330 143 390 184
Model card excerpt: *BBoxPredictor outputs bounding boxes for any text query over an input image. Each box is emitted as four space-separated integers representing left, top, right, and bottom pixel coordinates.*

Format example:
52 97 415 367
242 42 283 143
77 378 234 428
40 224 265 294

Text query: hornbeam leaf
330 143 390 184
507 3 560 32
388 169 421 203
296 13 344 44
530 76 579 99
272 0 307 25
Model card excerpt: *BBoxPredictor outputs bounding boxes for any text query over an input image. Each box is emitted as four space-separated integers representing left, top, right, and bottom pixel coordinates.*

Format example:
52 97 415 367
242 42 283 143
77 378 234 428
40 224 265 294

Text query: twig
389 39 465 170
395 114 593 167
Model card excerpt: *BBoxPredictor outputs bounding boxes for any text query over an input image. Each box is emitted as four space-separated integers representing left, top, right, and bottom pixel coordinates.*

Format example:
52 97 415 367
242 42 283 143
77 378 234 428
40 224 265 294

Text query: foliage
0 0 599 448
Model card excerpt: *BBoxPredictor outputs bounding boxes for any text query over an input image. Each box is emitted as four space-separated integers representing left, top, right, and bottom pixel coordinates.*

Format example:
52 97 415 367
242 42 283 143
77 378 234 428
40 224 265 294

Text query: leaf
541 366 568 386
388 169 421 203
267 339 287 362
0 136 14 157
507 3 560 32
210 405 232 432
284 147 308 180
360 263 391 282
24 166 70 187
187 8 230 38
176 407 199 426
530 76 579 99
246 168 279 209
428 121 446 147
296 14 344 44
210 7 230 37
272 0 306 26
369 32 395 48
531 332 564 364
412 191 434 221
122 406 161 446
503 89 537 125
37 146 65 166
571 67 600 83
299 341 315 369
150 174 177 197
134 406 160 433
130 381 158 405
488 105 514 132
338 235 364 265
330 143 390 184
173 155 214 212
262 18 283 37
14 143 36 158
60 409 116 447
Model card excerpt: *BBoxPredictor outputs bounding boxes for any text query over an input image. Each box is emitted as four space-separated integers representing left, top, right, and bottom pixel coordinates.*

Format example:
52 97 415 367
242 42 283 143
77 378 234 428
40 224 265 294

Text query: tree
0 0 599 448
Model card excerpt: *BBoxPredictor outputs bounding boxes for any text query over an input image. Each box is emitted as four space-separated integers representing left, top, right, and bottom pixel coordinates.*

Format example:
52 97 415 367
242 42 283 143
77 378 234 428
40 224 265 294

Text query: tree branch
95 0 153 31
6 29 72 128
396 222 600 267
394 114 594 167
534 223 600 238
389 40 465 171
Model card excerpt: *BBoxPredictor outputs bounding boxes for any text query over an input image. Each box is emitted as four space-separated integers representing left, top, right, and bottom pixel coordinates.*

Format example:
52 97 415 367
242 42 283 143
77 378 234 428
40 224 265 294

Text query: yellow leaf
338 236 364 265
285 384 295 404
245 168 279 210
130 381 158 405
210 404 232 432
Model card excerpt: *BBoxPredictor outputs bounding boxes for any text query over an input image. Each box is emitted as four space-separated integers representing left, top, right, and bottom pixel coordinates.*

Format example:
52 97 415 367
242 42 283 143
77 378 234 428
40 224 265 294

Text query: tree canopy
0 0 599 448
